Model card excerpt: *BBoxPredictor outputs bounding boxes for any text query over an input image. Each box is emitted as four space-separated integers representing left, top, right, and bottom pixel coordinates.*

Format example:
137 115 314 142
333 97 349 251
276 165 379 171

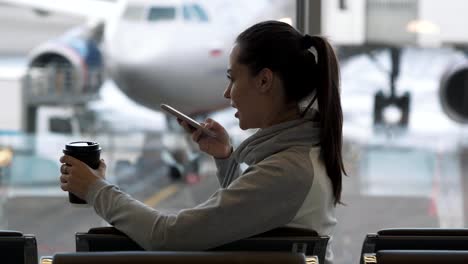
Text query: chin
238 119 248 130
238 120 256 130
239 122 247 130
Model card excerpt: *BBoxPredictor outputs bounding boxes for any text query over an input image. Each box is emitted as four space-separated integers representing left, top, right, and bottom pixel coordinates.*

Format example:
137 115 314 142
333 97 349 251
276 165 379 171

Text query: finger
179 120 187 129
180 121 195 133
98 159 107 172
60 174 69 183
205 118 222 130
60 182 69 191
61 164 72 174
202 119 213 130
60 155 82 166
60 164 67 174
192 126 203 142
206 121 215 131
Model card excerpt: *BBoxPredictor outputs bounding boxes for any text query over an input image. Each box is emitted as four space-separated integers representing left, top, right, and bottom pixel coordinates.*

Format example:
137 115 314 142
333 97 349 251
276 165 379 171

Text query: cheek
230 84 242 103
232 81 251 104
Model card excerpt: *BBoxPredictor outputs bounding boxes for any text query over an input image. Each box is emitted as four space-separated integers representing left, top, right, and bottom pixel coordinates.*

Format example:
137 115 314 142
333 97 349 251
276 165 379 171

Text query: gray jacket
86 112 337 262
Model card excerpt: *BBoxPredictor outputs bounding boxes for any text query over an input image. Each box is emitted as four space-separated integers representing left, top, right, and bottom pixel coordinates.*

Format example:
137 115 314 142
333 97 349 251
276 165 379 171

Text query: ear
256 68 274 93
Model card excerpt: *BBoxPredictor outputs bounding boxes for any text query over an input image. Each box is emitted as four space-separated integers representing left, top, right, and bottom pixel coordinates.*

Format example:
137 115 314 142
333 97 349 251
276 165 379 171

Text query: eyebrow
227 69 232 75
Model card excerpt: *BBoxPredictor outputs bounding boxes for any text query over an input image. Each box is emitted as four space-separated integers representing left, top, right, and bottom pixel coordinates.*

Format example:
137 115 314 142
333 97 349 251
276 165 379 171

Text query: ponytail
309 36 346 205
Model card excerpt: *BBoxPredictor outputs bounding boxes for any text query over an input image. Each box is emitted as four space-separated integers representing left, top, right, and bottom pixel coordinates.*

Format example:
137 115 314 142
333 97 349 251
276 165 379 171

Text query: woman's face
224 45 266 130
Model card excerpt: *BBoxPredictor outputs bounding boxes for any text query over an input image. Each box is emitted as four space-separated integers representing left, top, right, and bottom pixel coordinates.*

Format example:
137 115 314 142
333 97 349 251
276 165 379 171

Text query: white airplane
1 0 294 115
0 0 295 184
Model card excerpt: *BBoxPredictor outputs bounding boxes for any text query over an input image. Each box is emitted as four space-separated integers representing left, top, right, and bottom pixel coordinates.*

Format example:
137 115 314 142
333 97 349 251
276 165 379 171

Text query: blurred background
0 0 467 263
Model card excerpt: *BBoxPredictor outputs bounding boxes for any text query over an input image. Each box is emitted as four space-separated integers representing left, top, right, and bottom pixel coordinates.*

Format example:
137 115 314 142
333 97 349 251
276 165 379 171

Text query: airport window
122 5 145 21
9 155 59 186
5 1 468 263
147 7 176 22
183 4 208 22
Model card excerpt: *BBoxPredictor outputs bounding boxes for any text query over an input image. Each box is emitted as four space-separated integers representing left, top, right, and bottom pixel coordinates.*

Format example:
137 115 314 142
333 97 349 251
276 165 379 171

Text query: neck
263 104 300 128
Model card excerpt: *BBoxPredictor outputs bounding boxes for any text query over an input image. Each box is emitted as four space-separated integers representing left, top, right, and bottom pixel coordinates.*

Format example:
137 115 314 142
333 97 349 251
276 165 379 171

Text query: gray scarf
219 110 321 188
234 111 321 166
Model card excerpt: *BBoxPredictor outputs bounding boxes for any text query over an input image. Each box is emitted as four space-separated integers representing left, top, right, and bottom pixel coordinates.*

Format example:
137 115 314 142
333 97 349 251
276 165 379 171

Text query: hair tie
301 34 318 64
300 92 318 118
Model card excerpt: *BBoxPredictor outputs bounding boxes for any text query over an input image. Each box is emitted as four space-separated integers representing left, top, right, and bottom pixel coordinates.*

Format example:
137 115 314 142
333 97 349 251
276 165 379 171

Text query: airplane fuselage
103 0 233 115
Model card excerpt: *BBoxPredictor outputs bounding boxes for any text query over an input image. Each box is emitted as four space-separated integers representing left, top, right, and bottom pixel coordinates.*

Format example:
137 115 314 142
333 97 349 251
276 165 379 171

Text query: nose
223 84 231 99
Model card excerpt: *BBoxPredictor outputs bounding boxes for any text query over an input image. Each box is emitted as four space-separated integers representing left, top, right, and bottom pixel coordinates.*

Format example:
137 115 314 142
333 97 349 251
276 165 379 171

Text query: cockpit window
183 4 208 22
148 7 176 22
123 5 145 21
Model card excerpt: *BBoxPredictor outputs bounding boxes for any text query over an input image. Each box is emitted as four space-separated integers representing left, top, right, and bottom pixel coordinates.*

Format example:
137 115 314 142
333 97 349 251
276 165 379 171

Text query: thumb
98 159 107 172
205 118 224 131
60 155 82 166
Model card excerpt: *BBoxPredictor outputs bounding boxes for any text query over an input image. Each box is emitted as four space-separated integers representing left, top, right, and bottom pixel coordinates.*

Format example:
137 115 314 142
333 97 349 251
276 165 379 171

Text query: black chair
76 226 328 263
361 228 468 264
0 230 37 264
211 227 327 263
49 251 307 264
75 227 143 252
376 250 468 264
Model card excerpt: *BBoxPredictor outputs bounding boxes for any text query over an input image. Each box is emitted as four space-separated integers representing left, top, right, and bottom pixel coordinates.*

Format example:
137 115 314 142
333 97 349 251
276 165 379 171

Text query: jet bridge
296 0 468 128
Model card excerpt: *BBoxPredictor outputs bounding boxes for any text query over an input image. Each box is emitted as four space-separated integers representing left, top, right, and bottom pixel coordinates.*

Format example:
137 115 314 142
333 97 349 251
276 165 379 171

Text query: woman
59 20 346 263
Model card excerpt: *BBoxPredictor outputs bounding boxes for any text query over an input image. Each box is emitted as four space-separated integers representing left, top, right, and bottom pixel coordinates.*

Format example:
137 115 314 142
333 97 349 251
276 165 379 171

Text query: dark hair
236 20 346 205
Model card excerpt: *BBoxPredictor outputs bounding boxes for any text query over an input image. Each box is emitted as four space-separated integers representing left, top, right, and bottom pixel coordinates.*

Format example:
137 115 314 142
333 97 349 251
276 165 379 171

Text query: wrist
85 178 109 204
216 145 233 159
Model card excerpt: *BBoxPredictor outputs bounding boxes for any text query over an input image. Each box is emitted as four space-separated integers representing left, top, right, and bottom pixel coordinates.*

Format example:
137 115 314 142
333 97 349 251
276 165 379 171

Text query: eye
226 75 234 83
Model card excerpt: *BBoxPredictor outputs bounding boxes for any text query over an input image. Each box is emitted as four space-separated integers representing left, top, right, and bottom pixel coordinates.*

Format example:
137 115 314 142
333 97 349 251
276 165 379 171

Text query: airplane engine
25 25 104 100
439 62 468 124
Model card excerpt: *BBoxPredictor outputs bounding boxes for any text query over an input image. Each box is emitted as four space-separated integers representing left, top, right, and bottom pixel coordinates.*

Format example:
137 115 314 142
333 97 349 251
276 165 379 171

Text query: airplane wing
0 0 121 20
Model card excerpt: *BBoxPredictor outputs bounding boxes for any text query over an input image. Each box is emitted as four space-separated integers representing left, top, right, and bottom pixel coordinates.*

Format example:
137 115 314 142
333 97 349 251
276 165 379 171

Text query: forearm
214 154 240 188
86 181 235 251
86 179 170 250
84 179 258 251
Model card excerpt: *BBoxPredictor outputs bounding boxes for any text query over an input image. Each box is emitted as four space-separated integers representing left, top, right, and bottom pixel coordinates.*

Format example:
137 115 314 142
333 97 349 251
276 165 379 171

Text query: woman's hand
59 155 107 200
178 118 232 159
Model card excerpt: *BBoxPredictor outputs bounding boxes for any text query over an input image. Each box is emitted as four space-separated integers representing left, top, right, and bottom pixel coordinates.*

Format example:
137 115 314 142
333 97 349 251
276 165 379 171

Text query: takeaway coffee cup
63 141 101 204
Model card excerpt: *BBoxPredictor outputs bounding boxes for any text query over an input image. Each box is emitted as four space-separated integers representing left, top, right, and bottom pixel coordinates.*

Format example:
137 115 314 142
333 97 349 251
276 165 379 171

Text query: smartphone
160 104 216 137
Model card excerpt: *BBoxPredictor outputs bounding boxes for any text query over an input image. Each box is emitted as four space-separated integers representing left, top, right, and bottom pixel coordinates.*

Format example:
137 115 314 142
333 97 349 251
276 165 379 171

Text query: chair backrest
0 230 37 264
51 251 307 264
76 227 143 252
76 226 328 263
210 227 328 264
361 229 468 264
376 250 468 264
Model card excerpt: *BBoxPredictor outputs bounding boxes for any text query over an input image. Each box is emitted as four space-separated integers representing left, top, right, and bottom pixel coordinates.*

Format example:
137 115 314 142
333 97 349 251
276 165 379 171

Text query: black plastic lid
0 230 23 237
64 141 101 152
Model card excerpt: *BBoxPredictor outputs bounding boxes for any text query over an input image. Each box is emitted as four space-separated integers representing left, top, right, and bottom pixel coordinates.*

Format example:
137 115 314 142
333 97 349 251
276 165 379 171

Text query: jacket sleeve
214 154 240 188
86 150 314 251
